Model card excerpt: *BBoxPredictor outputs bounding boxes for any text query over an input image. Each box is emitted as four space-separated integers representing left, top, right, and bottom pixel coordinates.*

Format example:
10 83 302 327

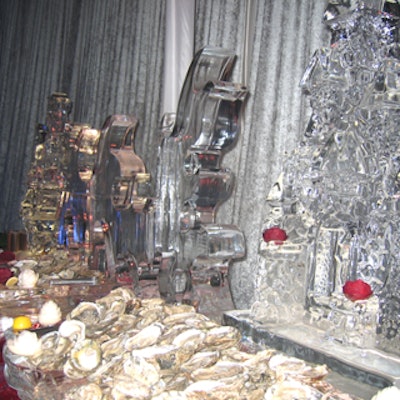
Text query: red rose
262 227 288 245
343 279 373 301
0 268 13 284
0 251 15 263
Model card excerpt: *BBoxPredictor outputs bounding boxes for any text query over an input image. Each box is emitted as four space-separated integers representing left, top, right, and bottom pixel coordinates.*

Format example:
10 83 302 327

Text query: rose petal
343 279 373 301
262 227 288 244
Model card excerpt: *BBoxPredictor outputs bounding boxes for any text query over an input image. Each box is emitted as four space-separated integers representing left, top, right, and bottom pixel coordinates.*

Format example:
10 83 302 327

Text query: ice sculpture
251 0 400 358
89 114 153 284
154 46 248 302
21 47 247 305
21 92 75 253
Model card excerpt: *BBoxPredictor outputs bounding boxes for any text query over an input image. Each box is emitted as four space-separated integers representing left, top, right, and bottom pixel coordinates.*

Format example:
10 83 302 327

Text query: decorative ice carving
154 47 248 302
21 47 248 305
21 92 74 253
252 1 400 356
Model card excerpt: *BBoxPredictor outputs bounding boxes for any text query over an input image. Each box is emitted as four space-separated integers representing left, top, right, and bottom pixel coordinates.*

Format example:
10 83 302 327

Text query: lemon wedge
5 276 18 288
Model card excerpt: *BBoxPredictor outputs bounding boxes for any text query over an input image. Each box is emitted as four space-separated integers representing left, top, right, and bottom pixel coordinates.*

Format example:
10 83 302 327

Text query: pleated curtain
0 0 329 308
0 0 166 230
194 0 329 308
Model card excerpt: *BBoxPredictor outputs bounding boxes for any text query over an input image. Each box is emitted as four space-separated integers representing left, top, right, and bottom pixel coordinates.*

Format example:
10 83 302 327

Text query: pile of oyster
5 287 357 399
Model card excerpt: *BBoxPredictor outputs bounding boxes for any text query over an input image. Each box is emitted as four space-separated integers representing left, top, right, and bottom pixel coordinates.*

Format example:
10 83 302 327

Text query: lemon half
13 315 32 331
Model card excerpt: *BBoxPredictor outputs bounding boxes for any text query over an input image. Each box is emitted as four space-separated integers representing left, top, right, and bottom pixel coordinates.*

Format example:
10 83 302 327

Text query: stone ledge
223 309 400 390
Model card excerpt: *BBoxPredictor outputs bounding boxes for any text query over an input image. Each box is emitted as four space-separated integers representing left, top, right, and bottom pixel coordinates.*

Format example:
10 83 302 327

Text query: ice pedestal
223 310 399 391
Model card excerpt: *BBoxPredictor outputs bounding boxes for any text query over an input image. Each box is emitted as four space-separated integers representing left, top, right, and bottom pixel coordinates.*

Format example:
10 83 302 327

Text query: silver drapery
194 0 328 308
0 0 166 230
0 0 328 308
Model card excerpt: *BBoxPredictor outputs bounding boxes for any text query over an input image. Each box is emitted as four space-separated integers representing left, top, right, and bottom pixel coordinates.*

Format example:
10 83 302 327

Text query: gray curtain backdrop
0 0 166 230
0 0 329 308
194 0 329 308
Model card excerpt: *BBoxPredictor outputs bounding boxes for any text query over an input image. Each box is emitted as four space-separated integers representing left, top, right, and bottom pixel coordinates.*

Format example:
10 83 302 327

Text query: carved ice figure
252 1 400 356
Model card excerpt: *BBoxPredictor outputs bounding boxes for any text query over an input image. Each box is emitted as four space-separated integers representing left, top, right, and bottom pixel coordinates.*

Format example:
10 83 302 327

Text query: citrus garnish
5 276 18 288
13 315 32 331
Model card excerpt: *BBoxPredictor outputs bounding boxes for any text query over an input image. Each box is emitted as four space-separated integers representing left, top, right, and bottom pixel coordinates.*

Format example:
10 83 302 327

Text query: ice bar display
20 47 248 304
249 0 400 374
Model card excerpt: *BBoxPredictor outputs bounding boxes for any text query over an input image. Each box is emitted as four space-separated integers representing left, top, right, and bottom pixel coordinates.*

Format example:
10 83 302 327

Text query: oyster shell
64 382 103 400
264 379 324 400
70 339 102 372
153 391 188 400
68 301 104 325
131 344 179 370
268 353 328 383
172 328 206 352
136 306 166 329
4 291 357 400
163 303 196 316
59 319 86 342
141 297 166 308
100 335 125 360
162 373 189 392
185 316 219 330
204 325 241 350
95 287 134 319
159 323 191 345
123 354 160 386
124 322 164 350
32 330 72 370
184 379 241 400
190 360 244 381
110 373 151 400
163 311 198 326
181 350 220 373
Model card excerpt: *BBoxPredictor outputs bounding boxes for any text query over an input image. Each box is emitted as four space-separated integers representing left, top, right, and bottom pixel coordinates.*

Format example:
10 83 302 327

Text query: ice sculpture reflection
21 47 248 305
251 0 400 362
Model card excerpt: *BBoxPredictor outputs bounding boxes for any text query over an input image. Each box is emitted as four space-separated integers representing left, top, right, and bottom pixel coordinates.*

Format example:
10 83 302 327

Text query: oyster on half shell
70 339 102 372
68 301 104 325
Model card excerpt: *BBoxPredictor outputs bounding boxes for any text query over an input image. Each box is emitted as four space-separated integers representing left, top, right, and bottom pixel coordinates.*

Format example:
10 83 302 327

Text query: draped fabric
0 0 166 231
0 0 329 308
162 0 195 115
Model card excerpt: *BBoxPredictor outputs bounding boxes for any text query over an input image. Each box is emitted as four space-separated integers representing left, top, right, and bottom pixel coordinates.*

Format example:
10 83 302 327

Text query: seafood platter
2 285 372 400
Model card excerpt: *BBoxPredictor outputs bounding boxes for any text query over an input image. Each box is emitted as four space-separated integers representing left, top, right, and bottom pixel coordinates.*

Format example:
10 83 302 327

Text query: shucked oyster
70 339 102 372
68 301 104 325
59 320 86 342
